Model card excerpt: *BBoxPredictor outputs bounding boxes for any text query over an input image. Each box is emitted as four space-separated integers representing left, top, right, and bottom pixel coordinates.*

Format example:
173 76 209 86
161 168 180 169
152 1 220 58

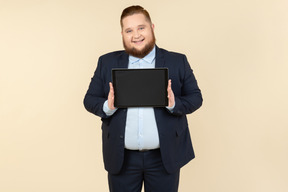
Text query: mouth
132 39 145 45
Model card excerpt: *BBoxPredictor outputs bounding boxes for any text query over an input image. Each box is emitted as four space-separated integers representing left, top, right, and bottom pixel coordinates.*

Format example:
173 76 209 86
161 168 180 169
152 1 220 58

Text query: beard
123 31 156 58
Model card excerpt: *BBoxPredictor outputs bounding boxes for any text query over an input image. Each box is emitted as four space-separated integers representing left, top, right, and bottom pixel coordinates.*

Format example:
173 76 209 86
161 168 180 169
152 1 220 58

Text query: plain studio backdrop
0 0 287 191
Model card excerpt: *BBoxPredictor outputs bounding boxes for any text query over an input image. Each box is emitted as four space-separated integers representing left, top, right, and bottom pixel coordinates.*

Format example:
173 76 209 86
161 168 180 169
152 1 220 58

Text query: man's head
120 5 156 58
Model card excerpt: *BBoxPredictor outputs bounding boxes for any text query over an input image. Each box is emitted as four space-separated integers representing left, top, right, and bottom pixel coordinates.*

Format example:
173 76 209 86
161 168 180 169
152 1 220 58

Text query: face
121 13 156 58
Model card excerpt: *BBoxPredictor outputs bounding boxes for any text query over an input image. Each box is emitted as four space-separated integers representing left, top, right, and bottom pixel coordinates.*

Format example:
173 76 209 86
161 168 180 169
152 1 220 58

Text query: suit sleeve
170 55 203 116
83 56 110 119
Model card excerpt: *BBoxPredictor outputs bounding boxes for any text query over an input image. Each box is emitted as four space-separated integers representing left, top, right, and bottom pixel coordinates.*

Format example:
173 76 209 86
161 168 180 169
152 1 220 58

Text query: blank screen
112 68 168 108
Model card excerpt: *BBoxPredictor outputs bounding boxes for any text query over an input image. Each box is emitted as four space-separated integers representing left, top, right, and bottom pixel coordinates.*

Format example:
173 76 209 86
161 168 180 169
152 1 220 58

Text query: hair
120 5 152 28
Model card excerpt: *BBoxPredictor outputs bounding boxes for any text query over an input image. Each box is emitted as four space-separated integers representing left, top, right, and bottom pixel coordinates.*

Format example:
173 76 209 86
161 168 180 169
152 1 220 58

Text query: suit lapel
155 46 165 68
118 51 129 68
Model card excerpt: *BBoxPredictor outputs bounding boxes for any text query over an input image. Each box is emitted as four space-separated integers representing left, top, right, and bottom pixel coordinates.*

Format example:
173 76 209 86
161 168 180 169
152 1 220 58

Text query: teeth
133 39 144 43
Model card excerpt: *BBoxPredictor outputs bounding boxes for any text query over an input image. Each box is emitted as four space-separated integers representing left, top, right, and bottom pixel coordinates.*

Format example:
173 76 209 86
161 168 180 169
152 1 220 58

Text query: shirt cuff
166 102 175 113
103 100 117 116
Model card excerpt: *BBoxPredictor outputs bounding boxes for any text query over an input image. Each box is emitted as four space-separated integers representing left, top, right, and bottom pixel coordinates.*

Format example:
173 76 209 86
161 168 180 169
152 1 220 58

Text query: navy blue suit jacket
84 46 203 174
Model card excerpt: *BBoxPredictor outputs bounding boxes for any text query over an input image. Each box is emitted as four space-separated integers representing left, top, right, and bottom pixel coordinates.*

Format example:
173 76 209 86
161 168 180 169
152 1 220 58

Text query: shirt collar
129 46 156 64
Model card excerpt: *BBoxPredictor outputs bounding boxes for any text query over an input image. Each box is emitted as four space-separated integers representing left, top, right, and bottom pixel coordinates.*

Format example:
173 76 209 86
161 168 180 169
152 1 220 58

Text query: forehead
122 13 150 29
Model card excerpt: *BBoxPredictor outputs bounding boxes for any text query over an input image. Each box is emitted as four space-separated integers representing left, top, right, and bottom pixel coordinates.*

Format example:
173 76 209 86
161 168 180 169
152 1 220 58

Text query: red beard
123 31 156 58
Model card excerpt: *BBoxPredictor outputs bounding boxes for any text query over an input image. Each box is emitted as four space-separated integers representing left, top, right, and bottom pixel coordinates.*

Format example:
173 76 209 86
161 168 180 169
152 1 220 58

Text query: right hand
108 82 115 110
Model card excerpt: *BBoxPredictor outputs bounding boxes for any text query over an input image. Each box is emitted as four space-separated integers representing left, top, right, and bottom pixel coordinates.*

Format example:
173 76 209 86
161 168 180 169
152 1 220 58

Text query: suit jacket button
120 135 124 139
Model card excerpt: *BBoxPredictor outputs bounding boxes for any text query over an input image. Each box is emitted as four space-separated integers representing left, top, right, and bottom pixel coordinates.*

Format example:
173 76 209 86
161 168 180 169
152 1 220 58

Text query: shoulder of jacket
100 50 126 59
157 47 186 58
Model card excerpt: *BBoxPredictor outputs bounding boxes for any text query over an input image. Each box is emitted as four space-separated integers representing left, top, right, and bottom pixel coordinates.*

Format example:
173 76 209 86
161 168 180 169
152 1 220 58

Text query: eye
126 30 132 33
139 27 145 30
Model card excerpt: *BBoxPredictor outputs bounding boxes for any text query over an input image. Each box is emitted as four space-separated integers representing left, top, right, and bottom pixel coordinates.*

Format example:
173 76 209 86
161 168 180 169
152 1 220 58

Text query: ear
151 24 155 30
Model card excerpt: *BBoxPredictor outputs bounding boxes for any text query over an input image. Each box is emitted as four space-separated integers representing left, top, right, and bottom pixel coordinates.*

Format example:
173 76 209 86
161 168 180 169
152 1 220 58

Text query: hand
167 79 175 108
108 82 115 110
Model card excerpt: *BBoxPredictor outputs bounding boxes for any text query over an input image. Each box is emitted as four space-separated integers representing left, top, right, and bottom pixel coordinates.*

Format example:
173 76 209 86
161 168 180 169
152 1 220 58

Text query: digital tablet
112 68 168 108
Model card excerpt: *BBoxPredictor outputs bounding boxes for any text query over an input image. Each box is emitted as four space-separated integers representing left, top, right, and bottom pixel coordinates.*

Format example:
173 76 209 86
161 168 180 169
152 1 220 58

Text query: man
84 5 203 192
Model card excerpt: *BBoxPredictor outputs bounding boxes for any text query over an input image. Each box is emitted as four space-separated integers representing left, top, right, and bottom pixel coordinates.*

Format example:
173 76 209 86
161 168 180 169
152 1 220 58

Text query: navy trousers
108 149 180 192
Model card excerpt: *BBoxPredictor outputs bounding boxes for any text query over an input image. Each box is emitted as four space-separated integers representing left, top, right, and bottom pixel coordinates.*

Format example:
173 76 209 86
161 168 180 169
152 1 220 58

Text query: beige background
1 0 287 191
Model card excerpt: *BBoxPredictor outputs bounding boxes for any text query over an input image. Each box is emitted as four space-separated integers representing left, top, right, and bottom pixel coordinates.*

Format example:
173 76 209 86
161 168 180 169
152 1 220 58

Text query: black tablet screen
112 68 168 107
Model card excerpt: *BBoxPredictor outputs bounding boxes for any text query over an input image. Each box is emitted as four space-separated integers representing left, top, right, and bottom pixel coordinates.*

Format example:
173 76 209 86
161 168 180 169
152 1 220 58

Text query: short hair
120 5 152 28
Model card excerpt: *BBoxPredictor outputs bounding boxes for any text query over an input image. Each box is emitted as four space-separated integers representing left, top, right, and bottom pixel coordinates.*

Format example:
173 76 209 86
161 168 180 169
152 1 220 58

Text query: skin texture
108 13 175 109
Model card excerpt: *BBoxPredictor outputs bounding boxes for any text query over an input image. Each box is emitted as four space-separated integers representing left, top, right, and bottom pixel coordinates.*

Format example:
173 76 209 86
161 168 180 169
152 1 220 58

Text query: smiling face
121 13 156 58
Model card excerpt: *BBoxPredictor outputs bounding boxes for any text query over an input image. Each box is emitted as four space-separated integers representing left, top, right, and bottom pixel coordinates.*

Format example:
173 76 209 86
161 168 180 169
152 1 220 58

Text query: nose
133 30 141 39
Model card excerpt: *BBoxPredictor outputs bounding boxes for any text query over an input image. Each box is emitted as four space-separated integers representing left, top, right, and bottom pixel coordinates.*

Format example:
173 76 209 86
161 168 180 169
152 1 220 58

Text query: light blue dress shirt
103 46 174 150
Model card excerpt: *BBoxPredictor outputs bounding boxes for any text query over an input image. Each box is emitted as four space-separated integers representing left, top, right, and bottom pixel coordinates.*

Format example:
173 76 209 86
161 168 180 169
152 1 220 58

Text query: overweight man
84 5 203 192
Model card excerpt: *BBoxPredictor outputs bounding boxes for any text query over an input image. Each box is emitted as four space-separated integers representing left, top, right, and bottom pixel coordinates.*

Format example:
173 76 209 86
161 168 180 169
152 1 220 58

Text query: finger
109 82 114 90
109 82 114 95
167 79 172 91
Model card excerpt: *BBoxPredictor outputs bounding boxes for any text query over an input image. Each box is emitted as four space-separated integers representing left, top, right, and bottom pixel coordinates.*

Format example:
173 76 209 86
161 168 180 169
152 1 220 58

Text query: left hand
167 79 175 107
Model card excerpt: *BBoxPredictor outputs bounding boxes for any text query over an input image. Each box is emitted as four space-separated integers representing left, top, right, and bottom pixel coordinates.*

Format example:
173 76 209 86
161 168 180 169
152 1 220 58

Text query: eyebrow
138 25 146 28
